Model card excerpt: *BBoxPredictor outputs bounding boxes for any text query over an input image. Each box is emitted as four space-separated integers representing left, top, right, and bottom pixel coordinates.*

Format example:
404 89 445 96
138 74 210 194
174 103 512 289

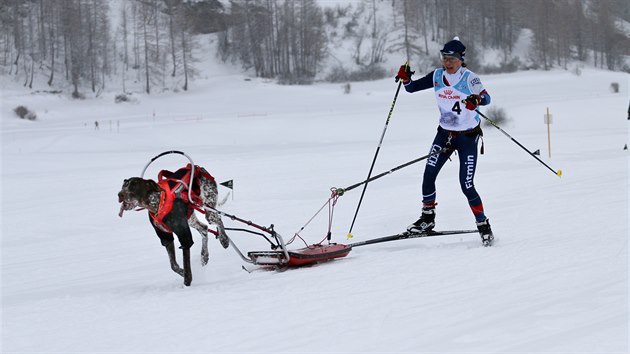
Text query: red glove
465 94 481 110
395 64 414 83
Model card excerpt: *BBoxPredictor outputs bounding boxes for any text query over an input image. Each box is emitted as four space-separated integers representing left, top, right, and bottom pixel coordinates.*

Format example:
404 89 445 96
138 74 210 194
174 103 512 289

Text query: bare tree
119 1 130 92
220 0 325 84
163 0 179 77
591 0 625 70
47 0 58 86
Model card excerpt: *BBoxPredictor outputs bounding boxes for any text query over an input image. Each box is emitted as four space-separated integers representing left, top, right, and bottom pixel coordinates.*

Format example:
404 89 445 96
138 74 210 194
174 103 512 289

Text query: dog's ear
131 178 161 198
122 178 129 188
149 181 161 194
141 179 161 194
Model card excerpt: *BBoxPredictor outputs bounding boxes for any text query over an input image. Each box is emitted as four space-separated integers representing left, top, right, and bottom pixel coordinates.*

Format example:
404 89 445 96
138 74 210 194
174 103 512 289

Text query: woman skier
395 36 494 246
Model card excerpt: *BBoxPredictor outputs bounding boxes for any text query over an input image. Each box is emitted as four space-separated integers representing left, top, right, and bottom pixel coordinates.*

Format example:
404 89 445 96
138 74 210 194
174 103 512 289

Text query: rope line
287 188 341 248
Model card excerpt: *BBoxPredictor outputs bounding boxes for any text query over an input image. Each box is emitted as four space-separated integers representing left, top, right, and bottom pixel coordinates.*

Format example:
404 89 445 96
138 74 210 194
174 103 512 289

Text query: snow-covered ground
2 68 628 353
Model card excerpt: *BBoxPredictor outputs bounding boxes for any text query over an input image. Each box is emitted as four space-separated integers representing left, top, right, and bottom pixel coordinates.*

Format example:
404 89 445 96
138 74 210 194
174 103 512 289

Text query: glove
395 64 414 83
464 94 481 110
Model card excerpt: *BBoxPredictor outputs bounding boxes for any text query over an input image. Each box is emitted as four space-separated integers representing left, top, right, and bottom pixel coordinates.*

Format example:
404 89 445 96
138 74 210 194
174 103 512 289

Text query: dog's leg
200 177 230 249
188 213 209 266
162 200 195 286
165 242 185 277
182 248 192 286
208 212 230 249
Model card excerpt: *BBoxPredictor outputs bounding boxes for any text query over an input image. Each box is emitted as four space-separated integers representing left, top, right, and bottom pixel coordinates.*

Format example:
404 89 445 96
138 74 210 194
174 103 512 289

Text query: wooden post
545 107 552 158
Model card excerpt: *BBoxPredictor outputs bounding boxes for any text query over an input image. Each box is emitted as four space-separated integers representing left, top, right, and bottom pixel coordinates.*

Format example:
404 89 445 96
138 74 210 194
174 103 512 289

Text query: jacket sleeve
404 70 435 93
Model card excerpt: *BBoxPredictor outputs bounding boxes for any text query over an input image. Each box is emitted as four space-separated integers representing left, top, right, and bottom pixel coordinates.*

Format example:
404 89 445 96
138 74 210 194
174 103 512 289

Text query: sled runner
248 243 352 266
207 210 352 267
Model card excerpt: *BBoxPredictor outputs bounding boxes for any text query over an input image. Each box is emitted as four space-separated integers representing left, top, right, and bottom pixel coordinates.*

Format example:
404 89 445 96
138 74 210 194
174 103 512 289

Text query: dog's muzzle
118 191 138 217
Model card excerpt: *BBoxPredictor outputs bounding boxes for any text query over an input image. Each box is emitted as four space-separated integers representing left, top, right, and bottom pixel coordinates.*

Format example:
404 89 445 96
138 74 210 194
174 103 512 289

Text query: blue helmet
440 36 466 61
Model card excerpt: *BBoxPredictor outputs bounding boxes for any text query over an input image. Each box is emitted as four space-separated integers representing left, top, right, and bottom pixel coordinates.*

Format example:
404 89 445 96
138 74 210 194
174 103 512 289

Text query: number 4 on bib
451 101 462 114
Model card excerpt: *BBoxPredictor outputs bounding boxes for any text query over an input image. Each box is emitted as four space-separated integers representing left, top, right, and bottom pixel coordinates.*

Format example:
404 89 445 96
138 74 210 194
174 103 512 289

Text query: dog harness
149 164 215 233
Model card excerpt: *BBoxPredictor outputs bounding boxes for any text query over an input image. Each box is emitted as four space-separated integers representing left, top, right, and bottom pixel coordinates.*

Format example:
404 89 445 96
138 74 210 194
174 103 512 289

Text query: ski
348 229 479 248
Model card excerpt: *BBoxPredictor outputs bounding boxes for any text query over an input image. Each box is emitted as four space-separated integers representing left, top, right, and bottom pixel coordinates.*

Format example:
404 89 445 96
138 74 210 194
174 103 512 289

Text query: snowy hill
1 68 628 352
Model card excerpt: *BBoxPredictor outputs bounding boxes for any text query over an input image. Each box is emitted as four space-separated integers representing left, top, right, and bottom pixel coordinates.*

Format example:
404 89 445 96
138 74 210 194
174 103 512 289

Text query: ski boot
476 218 494 247
407 207 435 234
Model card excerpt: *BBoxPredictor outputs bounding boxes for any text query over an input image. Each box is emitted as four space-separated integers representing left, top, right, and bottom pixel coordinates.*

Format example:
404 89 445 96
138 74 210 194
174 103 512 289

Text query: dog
118 165 229 286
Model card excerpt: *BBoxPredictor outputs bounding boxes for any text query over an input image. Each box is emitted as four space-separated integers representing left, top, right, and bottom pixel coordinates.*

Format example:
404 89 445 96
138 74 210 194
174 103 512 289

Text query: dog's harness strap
150 182 179 233
140 151 218 234
150 165 218 233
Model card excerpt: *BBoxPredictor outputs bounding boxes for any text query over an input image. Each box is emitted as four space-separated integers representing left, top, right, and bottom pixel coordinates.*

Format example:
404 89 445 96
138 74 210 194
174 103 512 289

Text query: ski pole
347 62 409 239
474 107 562 177
335 149 443 197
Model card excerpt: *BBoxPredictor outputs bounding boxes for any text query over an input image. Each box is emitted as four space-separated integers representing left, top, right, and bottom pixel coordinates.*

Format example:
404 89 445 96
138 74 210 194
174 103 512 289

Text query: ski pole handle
394 61 412 83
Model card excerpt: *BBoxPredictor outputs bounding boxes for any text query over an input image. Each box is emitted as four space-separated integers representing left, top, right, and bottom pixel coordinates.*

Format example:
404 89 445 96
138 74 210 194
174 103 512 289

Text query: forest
1 0 628 95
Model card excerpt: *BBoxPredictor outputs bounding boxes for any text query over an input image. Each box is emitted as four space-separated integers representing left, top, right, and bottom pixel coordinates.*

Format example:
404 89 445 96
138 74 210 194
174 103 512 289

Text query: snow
1 67 628 353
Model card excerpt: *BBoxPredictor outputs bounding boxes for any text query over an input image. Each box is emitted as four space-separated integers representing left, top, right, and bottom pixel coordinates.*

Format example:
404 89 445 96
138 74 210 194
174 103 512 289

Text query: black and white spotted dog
118 172 229 286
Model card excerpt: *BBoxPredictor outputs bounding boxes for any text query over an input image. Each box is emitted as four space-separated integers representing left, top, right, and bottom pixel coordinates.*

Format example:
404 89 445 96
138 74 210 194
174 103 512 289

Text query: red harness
149 164 215 233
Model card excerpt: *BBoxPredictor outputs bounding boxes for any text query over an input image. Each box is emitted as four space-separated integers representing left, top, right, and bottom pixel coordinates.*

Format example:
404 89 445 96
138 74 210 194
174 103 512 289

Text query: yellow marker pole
546 107 552 159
